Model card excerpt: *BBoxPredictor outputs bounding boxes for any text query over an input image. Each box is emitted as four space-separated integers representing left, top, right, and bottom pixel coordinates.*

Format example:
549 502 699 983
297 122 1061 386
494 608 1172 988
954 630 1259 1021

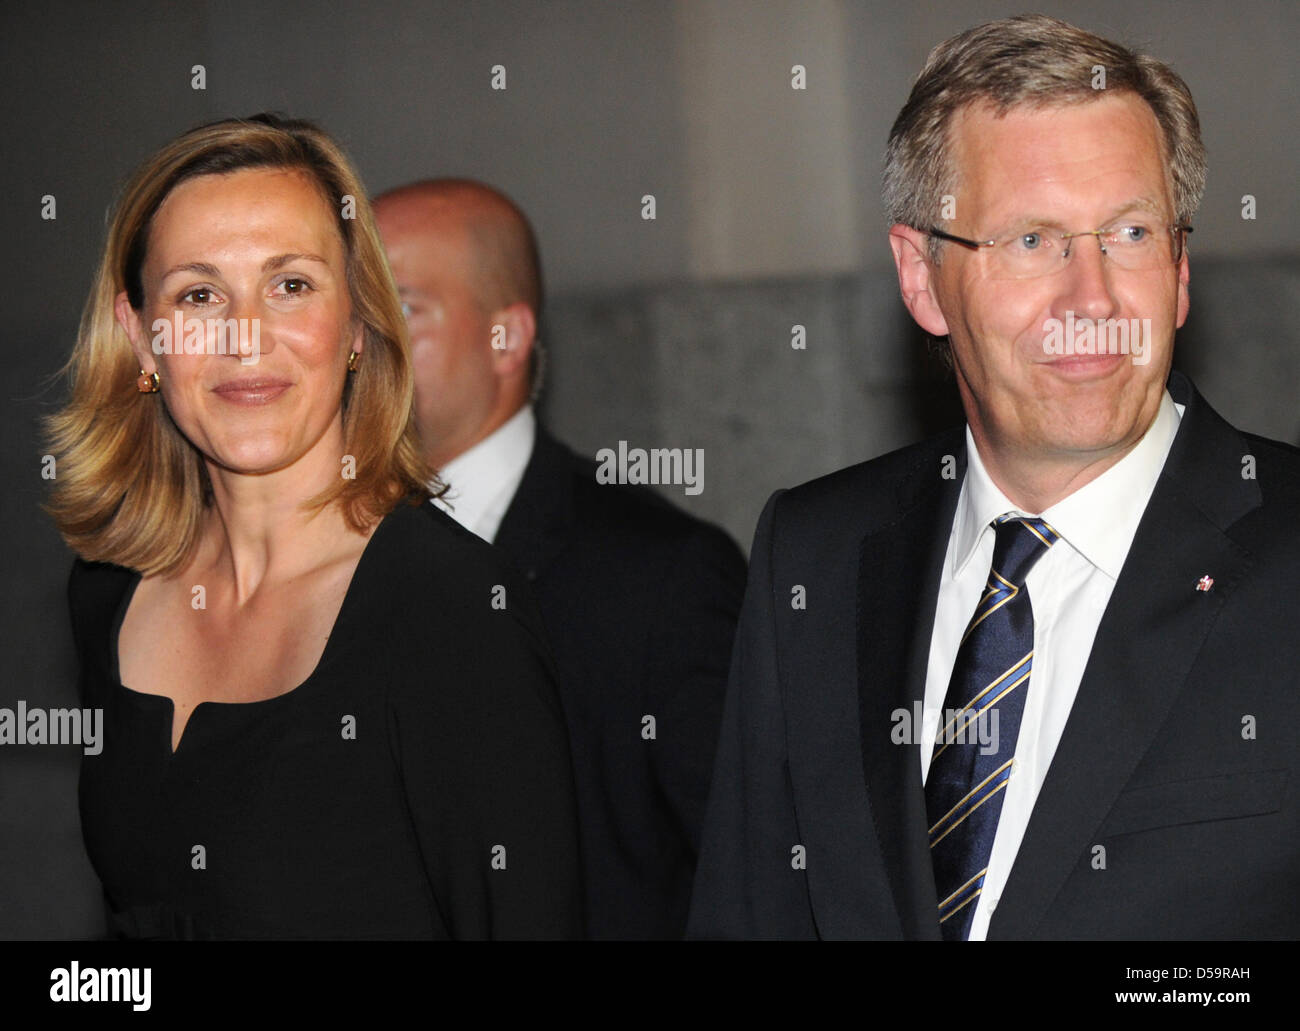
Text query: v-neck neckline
107 506 392 758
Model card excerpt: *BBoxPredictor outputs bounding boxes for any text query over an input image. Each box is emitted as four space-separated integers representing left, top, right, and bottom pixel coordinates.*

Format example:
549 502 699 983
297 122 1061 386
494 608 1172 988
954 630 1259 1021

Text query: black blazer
495 426 747 939
69 500 583 939
688 371 1299 939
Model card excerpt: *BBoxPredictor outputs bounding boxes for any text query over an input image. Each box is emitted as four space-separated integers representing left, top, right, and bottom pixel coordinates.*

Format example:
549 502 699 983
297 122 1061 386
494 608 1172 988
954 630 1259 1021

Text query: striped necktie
924 513 1060 940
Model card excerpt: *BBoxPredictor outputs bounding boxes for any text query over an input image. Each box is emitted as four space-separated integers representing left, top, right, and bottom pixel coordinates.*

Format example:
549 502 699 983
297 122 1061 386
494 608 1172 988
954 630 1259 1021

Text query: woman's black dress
68 499 582 939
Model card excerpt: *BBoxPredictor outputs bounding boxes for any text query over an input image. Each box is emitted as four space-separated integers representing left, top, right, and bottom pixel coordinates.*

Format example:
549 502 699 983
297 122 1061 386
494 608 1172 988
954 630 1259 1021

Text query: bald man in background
374 180 747 939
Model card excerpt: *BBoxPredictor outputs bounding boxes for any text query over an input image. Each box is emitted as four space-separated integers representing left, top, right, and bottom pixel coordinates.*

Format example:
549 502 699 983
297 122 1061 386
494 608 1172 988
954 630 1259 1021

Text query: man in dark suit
374 180 747 939
688 14 1298 939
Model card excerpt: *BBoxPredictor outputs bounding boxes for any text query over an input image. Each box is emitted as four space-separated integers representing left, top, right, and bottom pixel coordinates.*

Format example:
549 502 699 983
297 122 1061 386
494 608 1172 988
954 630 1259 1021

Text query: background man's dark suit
688 371 1298 939
496 426 747 939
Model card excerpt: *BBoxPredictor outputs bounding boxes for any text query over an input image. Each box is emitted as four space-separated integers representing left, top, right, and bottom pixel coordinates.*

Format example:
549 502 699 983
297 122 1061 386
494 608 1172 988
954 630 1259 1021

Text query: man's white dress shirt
921 391 1184 939
431 405 536 544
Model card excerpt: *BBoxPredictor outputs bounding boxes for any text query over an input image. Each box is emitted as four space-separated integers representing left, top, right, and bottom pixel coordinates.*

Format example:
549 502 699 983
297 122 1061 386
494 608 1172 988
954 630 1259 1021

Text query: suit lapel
495 427 576 580
778 434 963 938
856 442 964 940
989 373 1261 938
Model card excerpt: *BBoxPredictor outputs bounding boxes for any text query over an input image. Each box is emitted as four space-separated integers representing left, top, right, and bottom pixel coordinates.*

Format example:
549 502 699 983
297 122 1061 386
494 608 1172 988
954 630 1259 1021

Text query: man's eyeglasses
926 222 1192 280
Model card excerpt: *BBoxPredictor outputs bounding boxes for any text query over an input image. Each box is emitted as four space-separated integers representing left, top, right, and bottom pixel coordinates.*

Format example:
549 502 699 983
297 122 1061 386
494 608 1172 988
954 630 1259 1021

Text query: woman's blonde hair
45 114 433 576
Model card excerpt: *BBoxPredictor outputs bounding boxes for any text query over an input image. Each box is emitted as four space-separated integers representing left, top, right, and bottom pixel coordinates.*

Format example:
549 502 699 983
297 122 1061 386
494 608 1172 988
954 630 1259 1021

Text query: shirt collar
952 390 1183 580
433 405 536 541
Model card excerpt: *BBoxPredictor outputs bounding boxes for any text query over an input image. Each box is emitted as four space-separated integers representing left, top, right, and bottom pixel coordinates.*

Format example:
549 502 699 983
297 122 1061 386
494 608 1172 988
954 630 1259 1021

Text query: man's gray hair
883 14 1207 264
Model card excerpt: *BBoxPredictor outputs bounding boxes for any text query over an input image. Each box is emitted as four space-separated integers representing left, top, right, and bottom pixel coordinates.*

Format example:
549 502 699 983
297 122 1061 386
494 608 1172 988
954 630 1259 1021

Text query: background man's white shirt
432 404 536 544
921 391 1183 940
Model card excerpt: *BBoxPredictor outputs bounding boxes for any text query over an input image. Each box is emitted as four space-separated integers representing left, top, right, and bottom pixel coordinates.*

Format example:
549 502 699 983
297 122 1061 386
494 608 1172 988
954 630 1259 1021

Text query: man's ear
489 302 536 378
114 291 156 372
1174 250 1190 330
888 224 950 338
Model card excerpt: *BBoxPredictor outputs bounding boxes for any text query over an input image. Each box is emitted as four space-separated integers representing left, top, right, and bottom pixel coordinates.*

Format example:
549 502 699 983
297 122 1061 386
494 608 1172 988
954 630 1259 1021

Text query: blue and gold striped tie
925 514 1059 940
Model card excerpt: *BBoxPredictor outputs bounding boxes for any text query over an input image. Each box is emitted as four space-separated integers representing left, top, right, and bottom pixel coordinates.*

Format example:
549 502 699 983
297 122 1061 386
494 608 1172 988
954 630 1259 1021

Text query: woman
45 114 582 939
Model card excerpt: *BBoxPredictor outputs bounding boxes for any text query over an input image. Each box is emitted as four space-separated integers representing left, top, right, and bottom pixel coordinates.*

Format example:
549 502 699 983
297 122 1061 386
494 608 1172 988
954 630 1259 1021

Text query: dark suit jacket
688 371 1298 939
495 426 747 939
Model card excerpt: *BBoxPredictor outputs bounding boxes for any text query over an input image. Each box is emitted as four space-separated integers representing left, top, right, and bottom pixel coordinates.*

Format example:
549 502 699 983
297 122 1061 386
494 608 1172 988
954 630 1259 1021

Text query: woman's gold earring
136 369 160 393
347 350 360 373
